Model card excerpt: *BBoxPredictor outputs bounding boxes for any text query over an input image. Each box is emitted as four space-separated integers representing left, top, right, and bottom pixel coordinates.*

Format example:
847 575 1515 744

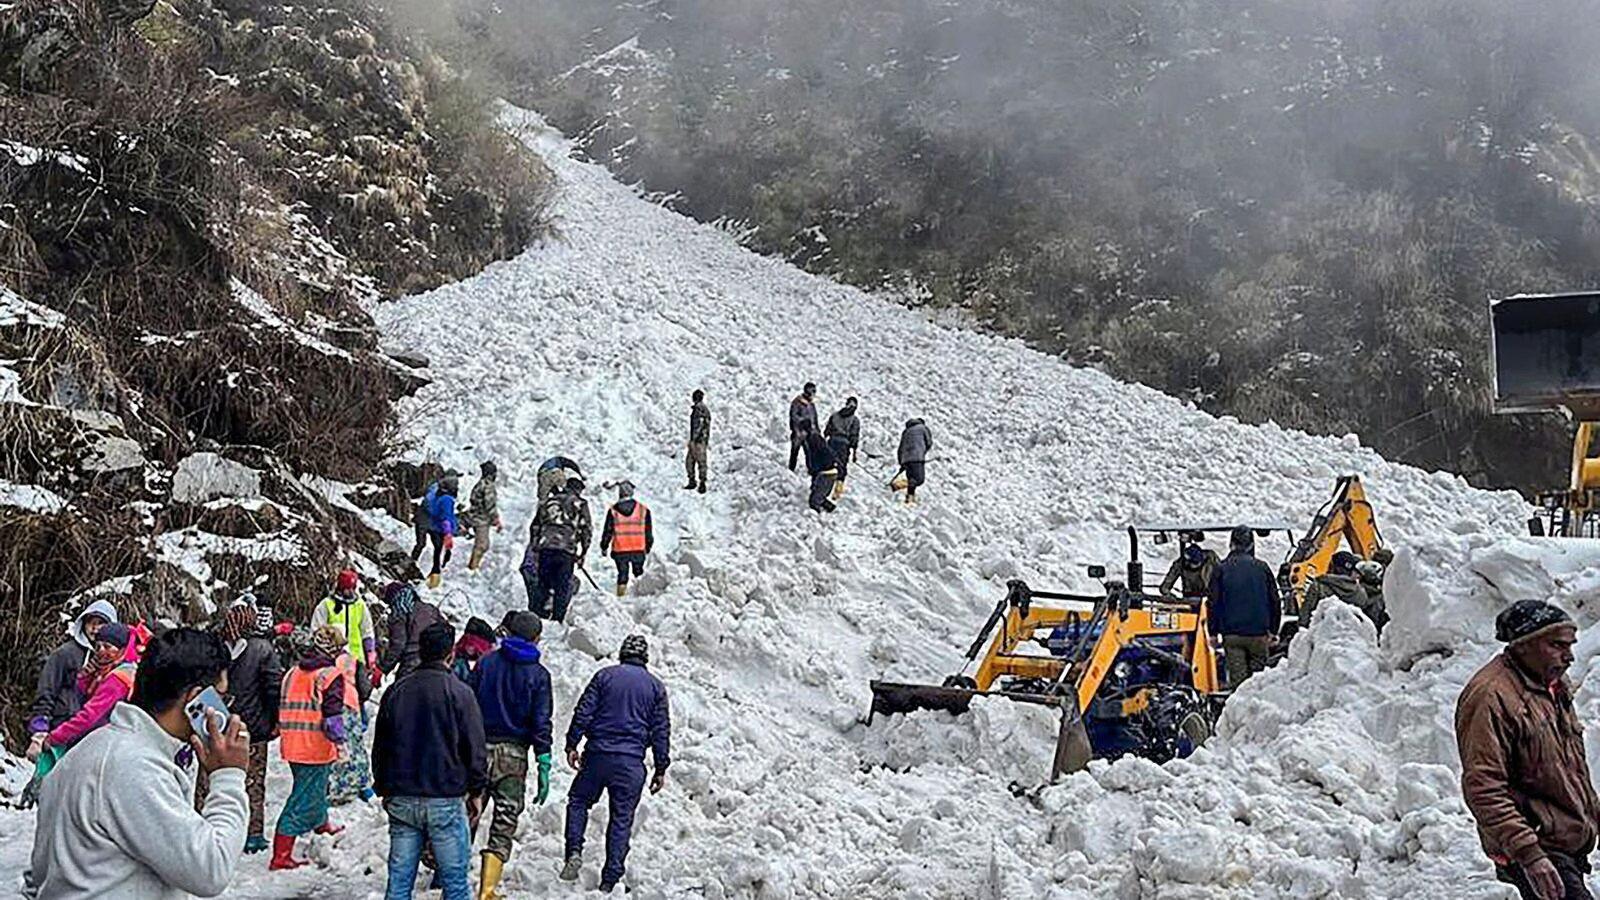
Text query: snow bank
0 106 1582 899
0 482 67 514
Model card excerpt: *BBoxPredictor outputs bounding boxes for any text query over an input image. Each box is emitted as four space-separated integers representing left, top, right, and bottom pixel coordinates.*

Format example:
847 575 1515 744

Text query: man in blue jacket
559 635 671 893
467 612 552 898
1208 525 1282 691
411 472 461 589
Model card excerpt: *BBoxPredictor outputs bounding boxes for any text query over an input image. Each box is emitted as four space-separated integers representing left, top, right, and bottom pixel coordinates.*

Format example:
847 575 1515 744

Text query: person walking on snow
824 397 861 499
537 456 583 506
270 626 350 870
412 472 461 588
803 428 841 513
530 475 593 623
1208 526 1280 691
467 612 553 899
452 618 498 683
685 389 710 493
560 635 671 893
381 581 444 682
788 383 819 472
26 599 119 762
601 481 654 597
1457 601 1600 900
26 628 249 900
218 603 282 855
39 623 138 762
463 462 503 573
310 569 379 700
895 418 933 504
374 622 488 900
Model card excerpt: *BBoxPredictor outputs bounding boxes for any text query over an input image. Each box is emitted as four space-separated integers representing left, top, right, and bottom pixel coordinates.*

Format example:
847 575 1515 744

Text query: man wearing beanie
559 635 671 893
1457 600 1600 900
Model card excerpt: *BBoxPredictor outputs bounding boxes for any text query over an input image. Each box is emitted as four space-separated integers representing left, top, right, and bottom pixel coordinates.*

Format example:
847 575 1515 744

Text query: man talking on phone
28 628 251 900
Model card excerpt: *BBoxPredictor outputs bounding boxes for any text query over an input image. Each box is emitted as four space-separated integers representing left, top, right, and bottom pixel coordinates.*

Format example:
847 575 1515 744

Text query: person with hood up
600 481 654 597
1458 600 1599 900
1354 559 1389 634
560 635 671 893
27 599 119 762
467 612 553 899
895 418 933 504
27 628 248 900
412 472 462 589
270 626 349 871
37 623 138 772
218 602 282 854
1208 526 1281 691
529 475 593 623
381 581 444 682
452 617 498 683
464 462 503 573
1301 550 1384 631
824 397 861 499
788 383 819 472
685 389 710 493
1160 535 1221 600
802 428 840 514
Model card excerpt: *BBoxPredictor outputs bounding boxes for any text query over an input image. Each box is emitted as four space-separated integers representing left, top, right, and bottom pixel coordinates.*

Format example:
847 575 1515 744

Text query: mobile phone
185 687 230 740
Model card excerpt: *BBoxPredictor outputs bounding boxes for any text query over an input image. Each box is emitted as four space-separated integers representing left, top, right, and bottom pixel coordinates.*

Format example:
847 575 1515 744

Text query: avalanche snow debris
0 482 68 514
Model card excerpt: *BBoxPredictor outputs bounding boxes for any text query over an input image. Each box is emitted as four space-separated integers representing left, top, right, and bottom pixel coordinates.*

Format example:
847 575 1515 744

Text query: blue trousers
564 753 646 886
384 796 471 900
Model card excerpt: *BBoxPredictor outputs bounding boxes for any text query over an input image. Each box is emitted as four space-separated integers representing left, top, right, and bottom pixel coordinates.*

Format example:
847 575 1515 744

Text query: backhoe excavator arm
1284 476 1385 614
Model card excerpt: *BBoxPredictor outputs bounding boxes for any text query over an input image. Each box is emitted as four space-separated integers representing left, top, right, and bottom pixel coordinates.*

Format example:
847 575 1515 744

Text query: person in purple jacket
559 635 671 893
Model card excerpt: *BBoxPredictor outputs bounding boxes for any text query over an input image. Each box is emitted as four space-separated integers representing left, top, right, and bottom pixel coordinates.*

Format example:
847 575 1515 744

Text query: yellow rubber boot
427 572 442 589
616 583 628 598
477 852 504 900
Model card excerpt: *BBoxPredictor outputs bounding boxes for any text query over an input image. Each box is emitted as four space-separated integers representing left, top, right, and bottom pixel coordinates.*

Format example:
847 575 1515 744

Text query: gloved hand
495 517 503 533
26 733 46 762
443 533 455 550
336 743 351 764
535 752 552 805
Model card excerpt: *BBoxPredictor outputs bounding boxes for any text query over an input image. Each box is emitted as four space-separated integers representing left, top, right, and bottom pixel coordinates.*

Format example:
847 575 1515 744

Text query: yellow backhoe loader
1490 292 1600 537
870 527 1228 781
868 479 1386 780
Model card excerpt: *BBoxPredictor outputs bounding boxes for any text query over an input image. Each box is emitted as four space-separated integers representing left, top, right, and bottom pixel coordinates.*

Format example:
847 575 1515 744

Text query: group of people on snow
22 568 671 900
789 382 935 513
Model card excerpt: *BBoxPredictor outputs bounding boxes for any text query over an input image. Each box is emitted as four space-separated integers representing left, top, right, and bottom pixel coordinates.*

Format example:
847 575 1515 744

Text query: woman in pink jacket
46 622 139 751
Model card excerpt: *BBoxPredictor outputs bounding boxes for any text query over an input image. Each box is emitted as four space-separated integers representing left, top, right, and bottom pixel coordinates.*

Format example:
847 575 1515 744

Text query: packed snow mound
5 105 1597 900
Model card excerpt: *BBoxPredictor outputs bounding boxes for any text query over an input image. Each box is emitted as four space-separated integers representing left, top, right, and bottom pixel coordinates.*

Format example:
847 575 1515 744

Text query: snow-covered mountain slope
6 105 1600 899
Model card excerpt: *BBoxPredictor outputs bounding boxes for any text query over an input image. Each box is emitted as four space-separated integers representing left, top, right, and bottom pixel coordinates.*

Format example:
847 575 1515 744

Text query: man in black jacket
1208 526 1282 691
374 622 488 900
685 389 710 493
802 429 840 513
219 602 282 854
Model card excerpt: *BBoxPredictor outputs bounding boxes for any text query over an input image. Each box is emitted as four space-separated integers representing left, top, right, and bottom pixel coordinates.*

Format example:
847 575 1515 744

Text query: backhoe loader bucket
867 680 1062 721
1051 703 1096 779
1492 293 1600 417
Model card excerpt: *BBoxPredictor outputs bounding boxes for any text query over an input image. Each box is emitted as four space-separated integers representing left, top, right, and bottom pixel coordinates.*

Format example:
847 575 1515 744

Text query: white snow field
7 105 1600 899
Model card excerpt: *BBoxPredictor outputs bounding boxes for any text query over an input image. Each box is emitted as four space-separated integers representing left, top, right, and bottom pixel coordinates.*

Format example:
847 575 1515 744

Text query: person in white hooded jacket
26 599 120 760
27 628 251 900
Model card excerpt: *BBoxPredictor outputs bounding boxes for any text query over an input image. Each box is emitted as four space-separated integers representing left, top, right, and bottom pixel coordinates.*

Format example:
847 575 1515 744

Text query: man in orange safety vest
599 482 655 598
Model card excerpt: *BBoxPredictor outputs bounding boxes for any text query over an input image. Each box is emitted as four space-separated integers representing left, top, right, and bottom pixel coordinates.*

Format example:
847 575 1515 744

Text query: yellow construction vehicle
870 528 1227 780
1491 293 1600 537
1277 475 1385 620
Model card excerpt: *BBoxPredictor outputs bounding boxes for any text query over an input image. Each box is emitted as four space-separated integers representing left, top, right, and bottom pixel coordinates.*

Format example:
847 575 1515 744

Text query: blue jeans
384 796 470 900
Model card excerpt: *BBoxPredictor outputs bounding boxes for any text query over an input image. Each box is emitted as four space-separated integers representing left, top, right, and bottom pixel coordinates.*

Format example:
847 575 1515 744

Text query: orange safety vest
611 501 649 554
279 665 341 765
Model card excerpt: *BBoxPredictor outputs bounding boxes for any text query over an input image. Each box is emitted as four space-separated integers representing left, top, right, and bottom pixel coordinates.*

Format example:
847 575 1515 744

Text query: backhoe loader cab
1491 293 1600 538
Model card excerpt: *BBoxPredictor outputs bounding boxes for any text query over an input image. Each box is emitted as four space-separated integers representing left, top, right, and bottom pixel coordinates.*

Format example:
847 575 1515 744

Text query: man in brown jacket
1457 600 1600 900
